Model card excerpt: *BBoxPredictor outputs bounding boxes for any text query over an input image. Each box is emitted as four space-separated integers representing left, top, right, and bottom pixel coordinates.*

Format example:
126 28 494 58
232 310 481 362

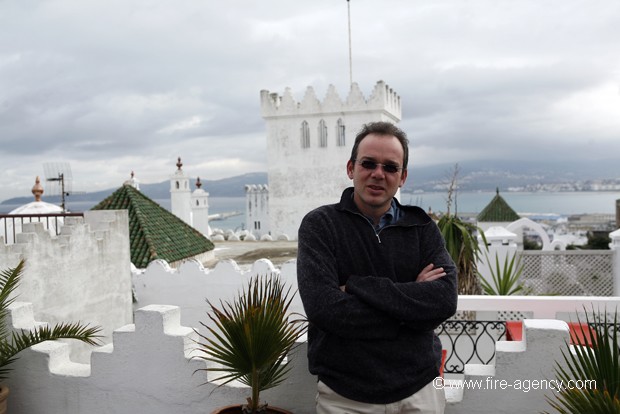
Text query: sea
1 191 619 231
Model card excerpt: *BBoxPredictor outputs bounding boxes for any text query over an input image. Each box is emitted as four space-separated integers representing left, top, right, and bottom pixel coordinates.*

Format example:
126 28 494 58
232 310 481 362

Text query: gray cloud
1 0 619 201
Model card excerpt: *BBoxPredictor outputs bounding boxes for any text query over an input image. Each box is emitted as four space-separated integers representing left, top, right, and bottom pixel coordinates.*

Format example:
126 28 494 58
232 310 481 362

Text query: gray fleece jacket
297 187 458 404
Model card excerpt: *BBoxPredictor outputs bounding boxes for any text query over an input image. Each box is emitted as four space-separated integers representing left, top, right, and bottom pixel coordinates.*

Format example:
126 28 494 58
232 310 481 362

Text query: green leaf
545 306 620 413
0 259 102 381
193 275 307 413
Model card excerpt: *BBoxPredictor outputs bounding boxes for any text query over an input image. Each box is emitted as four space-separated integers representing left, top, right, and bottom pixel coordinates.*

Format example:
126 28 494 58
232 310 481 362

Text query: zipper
349 211 409 244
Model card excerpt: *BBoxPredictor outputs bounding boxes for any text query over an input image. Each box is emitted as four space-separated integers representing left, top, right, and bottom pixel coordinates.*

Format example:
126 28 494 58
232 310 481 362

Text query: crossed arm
297 213 458 340
339 263 446 292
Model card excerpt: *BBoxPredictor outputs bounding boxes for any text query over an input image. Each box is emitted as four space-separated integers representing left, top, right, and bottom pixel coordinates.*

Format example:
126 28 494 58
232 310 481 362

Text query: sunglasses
354 159 403 174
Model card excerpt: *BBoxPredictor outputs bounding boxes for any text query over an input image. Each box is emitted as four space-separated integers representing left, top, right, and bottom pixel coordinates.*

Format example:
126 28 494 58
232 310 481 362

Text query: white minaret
191 176 211 236
259 80 402 239
245 184 270 239
170 157 191 225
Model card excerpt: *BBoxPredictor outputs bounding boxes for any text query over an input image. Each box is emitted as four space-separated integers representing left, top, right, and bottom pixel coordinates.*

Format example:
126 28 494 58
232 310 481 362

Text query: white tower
191 177 211 236
170 157 191 225
259 80 402 239
245 184 270 239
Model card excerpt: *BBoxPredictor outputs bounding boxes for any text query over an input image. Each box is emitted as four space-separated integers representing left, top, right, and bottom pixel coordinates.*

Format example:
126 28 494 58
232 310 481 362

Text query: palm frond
437 214 486 295
193 275 307 413
479 252 525 296
545 307 620 413
0 259 103 381
0 260 26 342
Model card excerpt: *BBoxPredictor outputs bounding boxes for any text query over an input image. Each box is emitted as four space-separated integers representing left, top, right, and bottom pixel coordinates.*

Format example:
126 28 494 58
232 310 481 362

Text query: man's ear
346 160 354 179
399 169 408 187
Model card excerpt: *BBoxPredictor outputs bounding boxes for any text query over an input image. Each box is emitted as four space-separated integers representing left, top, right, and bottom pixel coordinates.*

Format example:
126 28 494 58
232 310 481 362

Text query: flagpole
347 0 353 87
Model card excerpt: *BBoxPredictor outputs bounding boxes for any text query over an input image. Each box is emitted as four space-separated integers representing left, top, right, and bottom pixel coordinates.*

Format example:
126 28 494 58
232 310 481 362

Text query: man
297 121 457 414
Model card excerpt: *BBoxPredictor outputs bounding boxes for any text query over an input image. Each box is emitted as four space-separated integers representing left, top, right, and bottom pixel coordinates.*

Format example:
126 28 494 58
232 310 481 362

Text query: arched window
337 118 346 146
318 119 328 148
301 121 310 148
175 181 180 189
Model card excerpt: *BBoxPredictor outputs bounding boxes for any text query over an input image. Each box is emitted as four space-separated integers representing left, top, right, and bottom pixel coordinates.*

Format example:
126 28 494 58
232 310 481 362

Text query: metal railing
436 320 507 374
437 319 620 374
0 213 84 244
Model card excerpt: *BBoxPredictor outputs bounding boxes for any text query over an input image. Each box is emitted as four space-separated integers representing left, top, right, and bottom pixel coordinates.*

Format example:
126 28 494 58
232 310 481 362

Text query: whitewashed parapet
132 258 302 336
260 80 401 120
5 303 314 414
0 210 133 363
458 295 620 320
447 319 571 414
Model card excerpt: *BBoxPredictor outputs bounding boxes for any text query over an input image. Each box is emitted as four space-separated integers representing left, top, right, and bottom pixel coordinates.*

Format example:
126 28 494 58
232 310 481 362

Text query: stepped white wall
0 210 133 362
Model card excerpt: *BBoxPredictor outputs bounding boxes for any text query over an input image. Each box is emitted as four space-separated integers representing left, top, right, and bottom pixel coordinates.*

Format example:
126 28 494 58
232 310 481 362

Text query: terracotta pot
211 404 292 414
0 386 8 414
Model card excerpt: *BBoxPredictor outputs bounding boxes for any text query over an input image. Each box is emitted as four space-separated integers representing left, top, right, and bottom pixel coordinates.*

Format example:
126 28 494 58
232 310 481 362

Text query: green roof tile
477 188 521 222
91 184 214 268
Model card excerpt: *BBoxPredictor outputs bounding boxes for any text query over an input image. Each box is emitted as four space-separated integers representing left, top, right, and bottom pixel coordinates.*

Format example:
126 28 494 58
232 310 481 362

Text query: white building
191 177 211 236
245 184 269 239
170 157 192 226
170 158 211 237
259 80 402 239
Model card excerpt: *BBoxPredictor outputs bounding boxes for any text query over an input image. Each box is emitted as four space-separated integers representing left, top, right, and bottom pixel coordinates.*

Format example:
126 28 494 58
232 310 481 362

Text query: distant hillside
403 158 620 193
3 157 619 206
1 172 268 205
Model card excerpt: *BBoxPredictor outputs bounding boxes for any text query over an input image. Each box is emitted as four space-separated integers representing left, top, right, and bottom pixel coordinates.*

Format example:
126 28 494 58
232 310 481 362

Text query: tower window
301 121 310 148
318 119 328 148
337 118 346 146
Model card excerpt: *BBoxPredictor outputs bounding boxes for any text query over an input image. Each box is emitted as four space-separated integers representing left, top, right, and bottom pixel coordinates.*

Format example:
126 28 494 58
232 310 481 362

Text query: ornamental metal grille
436 321 507 374
519 250 614 296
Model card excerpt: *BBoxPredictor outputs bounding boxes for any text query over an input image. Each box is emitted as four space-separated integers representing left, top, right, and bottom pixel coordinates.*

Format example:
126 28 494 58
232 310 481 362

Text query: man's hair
349 122 409 170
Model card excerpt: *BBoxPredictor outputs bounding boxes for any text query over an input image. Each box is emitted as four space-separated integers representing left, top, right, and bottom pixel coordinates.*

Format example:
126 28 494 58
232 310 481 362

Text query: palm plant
193 275 307 414
437 214 485 295
545 308 620 413
479 251 525 296
437 163 486 295
0 259 102 382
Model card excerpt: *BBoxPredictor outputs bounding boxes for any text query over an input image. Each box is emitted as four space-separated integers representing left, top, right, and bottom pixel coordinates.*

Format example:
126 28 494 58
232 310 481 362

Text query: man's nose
370 166 386 178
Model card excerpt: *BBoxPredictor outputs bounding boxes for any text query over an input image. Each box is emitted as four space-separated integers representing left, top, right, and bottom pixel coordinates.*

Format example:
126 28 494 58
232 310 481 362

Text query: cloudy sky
1 0 619 201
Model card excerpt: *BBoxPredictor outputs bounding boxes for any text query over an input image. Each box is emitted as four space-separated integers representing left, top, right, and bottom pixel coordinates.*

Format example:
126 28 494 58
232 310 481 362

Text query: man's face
346 133 408 221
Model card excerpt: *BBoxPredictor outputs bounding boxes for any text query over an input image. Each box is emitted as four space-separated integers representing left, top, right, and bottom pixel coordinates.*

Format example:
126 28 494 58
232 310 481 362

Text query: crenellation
261 81 400 119
299 86 321 113
322 84 344 111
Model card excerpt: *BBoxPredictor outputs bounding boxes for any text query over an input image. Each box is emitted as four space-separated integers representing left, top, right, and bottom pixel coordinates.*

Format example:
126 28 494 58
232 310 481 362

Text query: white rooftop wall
0 210 133 362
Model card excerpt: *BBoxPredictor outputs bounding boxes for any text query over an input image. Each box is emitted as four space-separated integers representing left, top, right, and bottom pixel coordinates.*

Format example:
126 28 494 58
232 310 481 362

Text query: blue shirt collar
368 200 402 231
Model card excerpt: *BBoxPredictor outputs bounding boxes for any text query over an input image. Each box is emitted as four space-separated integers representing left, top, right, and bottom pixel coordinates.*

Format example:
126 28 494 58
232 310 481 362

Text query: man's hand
416 263 446 282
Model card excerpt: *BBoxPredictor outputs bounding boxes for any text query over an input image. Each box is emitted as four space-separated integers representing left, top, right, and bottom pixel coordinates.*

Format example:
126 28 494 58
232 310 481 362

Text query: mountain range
2 158 618 205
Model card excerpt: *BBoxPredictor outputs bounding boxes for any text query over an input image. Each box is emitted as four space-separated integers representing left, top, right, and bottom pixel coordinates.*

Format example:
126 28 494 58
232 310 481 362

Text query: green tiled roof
477 188 521 222
91 184 214 268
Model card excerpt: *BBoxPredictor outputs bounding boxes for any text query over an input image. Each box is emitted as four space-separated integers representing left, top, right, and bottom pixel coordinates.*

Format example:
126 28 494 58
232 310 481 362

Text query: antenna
43 162 74 212
347 0 353 87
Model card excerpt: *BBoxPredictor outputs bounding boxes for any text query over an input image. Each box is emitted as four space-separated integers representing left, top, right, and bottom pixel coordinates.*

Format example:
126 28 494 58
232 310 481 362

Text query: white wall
9 292 620 414
0 210 133 362
132 258 302 336
6 303 315 414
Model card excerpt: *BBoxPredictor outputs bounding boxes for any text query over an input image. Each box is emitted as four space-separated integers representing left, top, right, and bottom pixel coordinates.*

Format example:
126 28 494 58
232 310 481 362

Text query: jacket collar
336 187 431 226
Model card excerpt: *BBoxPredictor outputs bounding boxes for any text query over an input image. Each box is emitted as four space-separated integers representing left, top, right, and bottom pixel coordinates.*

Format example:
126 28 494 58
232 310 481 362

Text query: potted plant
0 259 102 412
544 307 620 413
193 275 307 414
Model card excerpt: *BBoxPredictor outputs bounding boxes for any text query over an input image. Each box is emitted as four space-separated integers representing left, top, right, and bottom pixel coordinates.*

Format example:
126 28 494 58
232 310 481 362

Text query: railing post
610 228 620 296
